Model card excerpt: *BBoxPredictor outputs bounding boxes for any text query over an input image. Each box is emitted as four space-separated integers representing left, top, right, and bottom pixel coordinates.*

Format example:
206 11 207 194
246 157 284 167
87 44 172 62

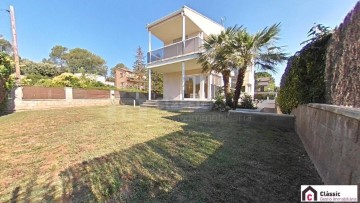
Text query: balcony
147 36 203 64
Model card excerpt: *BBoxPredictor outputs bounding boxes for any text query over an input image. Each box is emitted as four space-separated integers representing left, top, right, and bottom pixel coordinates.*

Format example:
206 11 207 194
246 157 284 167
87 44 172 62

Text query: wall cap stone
307 103 360 120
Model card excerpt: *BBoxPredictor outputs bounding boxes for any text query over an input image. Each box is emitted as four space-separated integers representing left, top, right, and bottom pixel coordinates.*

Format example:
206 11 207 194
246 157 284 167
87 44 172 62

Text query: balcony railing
147 36 203 63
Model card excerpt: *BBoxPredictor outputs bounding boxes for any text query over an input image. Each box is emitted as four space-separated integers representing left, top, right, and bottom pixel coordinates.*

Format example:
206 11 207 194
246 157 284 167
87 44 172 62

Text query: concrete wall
117 91 147 105
292 104 360 186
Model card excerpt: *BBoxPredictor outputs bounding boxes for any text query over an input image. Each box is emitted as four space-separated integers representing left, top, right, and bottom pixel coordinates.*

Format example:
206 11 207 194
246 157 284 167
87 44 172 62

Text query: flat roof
147 5 223 30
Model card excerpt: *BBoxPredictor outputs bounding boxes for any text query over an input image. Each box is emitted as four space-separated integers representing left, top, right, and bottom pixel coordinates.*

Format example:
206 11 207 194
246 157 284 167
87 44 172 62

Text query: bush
51 73 80 87
21 74 51 86
213 88 227 111
21 72 115 90
0 53 14 111
277 34 331 114
238 94 257 109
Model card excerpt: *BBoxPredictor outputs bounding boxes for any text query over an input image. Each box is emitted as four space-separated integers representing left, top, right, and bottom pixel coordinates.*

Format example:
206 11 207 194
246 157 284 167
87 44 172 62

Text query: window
241 86 245 92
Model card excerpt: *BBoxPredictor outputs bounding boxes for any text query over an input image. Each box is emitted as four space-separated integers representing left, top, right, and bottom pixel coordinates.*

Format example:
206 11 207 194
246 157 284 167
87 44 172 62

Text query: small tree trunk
232 67 246 109
222 70 232 107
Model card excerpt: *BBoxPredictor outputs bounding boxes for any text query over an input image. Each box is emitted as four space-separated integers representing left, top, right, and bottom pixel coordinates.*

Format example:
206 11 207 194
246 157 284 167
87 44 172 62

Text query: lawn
0 106 322 202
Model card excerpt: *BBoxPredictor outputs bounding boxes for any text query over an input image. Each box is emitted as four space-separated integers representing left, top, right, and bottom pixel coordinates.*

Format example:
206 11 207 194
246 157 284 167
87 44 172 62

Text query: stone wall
292 104 360 186
117 91 147 105
325 2 360 107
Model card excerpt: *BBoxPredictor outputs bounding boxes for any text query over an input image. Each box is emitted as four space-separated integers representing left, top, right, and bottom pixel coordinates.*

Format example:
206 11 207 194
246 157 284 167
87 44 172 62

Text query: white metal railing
147 36 203 63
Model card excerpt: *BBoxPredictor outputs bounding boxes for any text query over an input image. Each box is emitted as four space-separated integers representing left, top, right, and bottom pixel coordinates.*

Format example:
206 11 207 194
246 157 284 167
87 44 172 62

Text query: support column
181 62 185 100
200 76 205 100
148 69 152 100
182 11 186 53
148 30 152 63
208 74 212 99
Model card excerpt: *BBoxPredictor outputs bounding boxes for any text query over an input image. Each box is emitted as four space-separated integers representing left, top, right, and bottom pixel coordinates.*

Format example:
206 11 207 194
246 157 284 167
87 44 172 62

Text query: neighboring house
146 6 254 100
74 73 114 86
255 77 272 93
114 68 142 89
254 77 277 100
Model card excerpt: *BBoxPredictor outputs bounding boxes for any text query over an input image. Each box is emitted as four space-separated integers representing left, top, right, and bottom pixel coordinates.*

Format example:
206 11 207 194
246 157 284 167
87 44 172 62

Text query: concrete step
140 100 213 111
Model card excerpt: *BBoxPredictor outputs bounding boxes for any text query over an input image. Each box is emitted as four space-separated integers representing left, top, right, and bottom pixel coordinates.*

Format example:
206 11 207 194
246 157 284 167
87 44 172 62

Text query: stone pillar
110 89 115 103
65 87 73 102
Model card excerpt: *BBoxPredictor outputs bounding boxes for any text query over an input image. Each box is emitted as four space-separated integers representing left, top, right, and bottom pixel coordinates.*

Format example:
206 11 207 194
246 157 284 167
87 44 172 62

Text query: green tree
230 24 286 108
0 38 13 55
133 46 146 89
198 27 240 107
20 59 59 77
110 63 126 77
149 70 163 94
49 45 68 70
0 53 15 108
63 48 107 76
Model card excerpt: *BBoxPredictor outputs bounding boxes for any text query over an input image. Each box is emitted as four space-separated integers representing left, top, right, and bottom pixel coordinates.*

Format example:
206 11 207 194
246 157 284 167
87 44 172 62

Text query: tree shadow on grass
55 112 322 202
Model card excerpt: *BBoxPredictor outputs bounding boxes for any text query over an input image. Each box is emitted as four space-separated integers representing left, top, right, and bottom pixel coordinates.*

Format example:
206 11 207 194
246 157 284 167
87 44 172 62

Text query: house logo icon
302 186 317 201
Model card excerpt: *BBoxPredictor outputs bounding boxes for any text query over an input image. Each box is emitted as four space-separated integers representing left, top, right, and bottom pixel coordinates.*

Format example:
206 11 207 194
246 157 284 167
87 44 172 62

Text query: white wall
163 72 181 100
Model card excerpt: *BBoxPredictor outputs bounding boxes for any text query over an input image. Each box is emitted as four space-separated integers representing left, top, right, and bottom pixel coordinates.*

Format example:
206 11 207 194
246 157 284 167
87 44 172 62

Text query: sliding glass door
184 75 202 99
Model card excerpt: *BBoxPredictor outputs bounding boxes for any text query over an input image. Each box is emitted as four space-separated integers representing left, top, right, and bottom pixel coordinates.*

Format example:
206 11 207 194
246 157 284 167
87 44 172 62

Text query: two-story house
146 6 254 104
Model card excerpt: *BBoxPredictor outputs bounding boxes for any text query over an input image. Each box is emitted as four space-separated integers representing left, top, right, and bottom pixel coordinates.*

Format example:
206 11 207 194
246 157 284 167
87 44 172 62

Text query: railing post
199 32 204 52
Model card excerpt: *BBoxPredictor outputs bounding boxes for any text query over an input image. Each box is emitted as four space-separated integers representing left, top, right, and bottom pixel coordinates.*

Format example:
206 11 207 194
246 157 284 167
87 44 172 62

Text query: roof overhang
147 6 224 43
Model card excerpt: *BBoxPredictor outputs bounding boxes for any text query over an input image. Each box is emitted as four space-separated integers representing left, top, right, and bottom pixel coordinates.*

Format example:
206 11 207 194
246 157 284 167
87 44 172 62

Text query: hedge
277 34 331 114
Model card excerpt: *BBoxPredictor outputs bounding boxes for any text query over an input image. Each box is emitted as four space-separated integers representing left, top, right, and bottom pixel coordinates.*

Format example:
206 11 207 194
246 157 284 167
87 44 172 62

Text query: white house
147 6 254 101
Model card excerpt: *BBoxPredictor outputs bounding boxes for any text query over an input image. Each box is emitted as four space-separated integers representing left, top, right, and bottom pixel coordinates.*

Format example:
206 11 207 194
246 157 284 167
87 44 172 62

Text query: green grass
0 106 322 202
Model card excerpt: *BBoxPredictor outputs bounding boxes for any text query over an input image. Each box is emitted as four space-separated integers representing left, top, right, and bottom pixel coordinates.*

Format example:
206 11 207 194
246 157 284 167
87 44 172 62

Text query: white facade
147 6 254 100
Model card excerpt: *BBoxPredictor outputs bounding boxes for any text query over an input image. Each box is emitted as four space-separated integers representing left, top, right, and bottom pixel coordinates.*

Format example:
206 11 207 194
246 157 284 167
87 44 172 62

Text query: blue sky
0 0 357 85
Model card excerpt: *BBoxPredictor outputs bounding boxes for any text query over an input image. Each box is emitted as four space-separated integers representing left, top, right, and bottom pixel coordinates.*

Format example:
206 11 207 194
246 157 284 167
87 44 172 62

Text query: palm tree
230 23 287 108
198 27 240 107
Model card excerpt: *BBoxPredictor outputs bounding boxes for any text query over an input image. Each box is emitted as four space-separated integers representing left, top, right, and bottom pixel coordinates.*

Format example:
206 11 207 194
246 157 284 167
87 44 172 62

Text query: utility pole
9 5 20 82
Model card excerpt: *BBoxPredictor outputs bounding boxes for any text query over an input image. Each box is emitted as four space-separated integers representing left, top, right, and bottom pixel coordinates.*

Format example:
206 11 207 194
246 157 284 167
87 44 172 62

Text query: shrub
213 88 226 111
0 53 14 111
20 74 51 86
51 73 80 87
238 94 257 109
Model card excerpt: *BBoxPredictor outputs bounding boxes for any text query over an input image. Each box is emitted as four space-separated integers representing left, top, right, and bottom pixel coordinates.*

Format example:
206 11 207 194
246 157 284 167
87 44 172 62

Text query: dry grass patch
0 106 322 202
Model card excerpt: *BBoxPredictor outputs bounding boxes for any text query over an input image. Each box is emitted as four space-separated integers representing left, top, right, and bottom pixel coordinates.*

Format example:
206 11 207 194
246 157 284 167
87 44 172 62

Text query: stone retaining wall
292 104 360 187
